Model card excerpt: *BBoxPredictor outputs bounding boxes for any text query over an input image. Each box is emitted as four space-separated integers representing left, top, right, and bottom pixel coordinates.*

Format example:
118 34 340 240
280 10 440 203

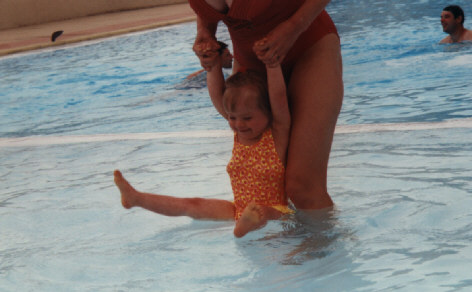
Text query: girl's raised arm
266 64 291 164
206 49 227 119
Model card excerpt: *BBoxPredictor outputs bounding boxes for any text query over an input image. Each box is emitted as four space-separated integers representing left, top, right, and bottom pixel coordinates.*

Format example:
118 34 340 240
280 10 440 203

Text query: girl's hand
193 37 221 71
253 20 298 66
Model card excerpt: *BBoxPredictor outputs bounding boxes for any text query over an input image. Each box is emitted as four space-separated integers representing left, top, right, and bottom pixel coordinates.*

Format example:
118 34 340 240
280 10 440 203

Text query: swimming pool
1 0 472 291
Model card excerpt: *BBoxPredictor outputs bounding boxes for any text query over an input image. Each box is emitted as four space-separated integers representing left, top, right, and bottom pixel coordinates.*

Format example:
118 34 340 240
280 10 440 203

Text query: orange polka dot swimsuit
227 129 290 219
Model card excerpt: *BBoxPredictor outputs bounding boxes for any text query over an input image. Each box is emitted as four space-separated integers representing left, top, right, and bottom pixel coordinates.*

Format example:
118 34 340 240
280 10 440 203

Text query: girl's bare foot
113 170 138 209
234 202 281 238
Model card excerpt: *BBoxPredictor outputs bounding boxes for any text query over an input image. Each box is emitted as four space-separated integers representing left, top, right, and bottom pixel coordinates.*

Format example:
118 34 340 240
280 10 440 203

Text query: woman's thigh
286 33 343 207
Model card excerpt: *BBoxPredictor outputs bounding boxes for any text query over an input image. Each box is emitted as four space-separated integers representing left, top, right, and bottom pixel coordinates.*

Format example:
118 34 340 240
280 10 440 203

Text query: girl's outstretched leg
114 170 235 220
233 202 283 238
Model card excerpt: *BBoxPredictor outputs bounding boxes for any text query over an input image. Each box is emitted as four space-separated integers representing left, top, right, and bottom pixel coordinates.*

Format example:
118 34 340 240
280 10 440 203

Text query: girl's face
226 87 270 145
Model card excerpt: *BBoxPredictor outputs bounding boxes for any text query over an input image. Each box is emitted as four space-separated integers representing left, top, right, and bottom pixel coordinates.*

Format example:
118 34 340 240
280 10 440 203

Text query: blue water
1 0 472 291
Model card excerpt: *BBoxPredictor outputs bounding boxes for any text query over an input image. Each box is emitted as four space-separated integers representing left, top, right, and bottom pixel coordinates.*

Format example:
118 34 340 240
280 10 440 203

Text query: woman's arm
253 0 331 64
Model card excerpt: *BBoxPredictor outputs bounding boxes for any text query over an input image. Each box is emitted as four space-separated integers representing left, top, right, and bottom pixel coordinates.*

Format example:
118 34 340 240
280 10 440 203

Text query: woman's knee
285 170 333 209
285 181 302 206
285 171 312 204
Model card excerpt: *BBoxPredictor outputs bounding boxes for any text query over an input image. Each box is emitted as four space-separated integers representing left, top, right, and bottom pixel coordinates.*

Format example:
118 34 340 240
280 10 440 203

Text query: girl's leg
114 170 235 220
233 202 284 238
286 34 343 209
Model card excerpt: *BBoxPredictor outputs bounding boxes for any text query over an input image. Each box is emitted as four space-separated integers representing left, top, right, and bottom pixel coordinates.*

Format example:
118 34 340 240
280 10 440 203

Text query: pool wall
0 0 187 30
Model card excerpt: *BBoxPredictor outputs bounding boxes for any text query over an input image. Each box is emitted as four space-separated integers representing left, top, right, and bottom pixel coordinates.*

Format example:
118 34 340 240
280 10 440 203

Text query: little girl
114 40 292 237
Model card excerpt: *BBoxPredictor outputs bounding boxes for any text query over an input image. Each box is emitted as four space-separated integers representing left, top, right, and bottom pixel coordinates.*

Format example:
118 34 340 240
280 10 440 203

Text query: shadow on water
111 209 371 291
235 207 356 264
136 207 355 266
230 207 372 290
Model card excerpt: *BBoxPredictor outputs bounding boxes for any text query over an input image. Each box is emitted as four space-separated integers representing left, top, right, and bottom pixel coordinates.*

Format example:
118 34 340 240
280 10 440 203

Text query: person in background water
114 39 293 238
190 0 343 211
186 41 233 79
440 5 472 43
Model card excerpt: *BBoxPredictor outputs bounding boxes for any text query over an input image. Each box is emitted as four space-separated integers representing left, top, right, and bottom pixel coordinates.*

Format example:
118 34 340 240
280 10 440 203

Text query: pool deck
0 3 196 56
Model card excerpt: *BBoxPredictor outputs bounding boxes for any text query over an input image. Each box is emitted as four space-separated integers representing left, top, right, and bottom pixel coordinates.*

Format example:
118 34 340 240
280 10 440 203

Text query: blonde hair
222 70 271 116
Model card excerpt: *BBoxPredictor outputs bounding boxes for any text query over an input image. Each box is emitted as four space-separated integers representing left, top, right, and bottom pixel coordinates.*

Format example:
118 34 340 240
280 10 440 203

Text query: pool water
1 0 472 291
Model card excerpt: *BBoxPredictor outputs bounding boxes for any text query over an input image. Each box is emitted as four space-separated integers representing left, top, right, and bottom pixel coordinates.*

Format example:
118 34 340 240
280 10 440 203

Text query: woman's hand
253 38 279 68
193 36 221 72
253 0 330 64
253 20 298 66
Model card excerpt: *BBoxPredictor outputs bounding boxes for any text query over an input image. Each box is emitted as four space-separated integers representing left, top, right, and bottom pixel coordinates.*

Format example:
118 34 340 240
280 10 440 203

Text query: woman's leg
286 34 343 209
114 170 235 220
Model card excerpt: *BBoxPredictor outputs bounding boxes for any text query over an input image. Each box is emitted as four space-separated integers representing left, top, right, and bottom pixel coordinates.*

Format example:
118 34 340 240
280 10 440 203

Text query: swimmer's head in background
443 5 465 25
217 41 233 69
217 41 228 55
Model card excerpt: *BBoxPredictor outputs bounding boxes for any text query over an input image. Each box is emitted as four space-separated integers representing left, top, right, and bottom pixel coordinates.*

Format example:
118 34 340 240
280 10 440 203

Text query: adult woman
190 0 343 210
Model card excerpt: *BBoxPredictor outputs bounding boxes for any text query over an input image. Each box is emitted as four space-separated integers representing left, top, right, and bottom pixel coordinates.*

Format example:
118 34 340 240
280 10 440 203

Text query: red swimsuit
188 0 339 74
